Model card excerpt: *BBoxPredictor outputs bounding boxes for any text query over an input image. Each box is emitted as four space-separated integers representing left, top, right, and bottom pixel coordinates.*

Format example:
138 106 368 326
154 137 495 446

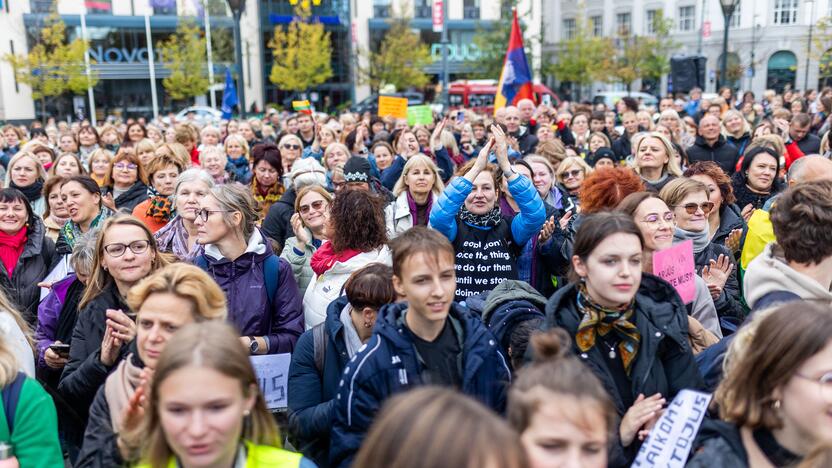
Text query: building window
373 0 391 18
678 5 695 31
645 9 660 35
773 0 799 25
590 15 603 36
414 0 431 18
616 12 631 35
463 0 480 19
562 18 576 40
729 1 742 27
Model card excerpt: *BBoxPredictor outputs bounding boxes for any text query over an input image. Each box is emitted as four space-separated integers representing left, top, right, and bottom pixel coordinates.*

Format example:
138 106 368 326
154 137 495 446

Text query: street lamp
719 0 740 91
227 0 246 118
805 0 816 91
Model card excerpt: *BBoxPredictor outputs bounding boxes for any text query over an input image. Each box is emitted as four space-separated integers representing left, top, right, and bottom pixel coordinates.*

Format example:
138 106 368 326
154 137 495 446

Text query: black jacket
731 175 781 211
75 349 143 468
0 217 57 326
261 186 297 250
103 182 148 213
544 274 705 467
58 283 132 443
694 242 746 321
287 296 352 466
687 135 740 175
712 203 745 248
511 128 539 155
686 419 747 466
796 133 821 155
612 133 633 160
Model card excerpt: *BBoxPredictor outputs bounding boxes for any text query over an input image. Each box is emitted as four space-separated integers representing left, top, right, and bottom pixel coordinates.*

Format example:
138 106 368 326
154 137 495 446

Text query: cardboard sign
407 105 433 125
378 96 408 118
652 240 697 304
632 390 712 467
250 353 291 410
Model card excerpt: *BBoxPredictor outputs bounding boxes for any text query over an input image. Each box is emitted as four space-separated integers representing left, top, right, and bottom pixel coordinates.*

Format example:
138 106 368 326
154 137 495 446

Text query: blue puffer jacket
225 155 252 184
193 229 303 353
430 174 546 246
329 302 511 467
287 296 351 466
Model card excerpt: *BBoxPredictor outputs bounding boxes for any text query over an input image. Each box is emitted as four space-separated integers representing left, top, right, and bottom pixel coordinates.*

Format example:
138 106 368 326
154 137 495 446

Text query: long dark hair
735 146 784 192
569 212 644 283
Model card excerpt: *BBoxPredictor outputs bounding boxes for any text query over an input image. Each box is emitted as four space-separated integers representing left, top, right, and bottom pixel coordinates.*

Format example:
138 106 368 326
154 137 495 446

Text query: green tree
811 16 832 83
609 10 677 91
268 5 333 92
159 20 210 102
545 9 615 99
360 15 432 93
3 10 98 121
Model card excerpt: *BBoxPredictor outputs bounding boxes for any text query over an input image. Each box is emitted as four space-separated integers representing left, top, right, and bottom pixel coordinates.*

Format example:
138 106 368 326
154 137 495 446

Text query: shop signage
88 46 160 64
430 43 482 62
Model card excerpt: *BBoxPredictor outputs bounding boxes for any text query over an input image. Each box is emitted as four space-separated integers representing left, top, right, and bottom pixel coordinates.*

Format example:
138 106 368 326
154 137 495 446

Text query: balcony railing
415 6 432 18
463 6 480 19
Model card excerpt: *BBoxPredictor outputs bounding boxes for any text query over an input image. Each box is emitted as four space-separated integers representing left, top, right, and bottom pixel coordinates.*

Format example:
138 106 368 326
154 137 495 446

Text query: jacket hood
481 280 547 324
324 294 350 340
744 243 832 309
204 227 268 261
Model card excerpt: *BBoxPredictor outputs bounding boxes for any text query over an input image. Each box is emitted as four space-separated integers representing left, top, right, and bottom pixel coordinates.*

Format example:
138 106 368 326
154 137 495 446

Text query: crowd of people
0 83 831 467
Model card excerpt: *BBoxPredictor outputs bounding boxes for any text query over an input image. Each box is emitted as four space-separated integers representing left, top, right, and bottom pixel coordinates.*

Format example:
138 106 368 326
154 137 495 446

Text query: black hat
343 156 372 183
588 147 616 167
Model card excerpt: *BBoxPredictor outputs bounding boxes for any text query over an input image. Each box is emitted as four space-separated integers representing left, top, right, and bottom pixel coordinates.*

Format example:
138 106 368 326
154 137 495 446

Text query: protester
223 133 252 184
731 146 783 211
56 175 113 255
5 151 47 216
509 329 616 468
129 322 312 467
288 263 395 466
0 188 57 327
633 132 682 192
525 155 566 210
101 149 149 212
683 161 745 248
250 142 286 219
153 169 214 261
77 263 228 466
688 303 832 466
87 148 112 187
197 145 231 184
50 152 86 178
330 227 511 467
385 153 444 238
262 158 328 249
687 115 740 175
131 150 185 233
430 126 545 301
42 176 68 241
554 156 591 208
543 212 703 466
302 188 390 328
722 109 752 156
280 185 332 295
192 183 303 354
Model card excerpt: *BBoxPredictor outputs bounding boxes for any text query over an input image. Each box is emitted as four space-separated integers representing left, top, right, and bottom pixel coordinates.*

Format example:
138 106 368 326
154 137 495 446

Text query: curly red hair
579 167 645 214
682 161 737 206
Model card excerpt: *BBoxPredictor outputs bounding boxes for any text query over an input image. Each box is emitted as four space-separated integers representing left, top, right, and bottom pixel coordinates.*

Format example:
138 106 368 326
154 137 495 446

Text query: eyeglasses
282 144 301 150
641 212 675 227
103 240 150 257
299 200 327 214
561 169 583 179
114 163 137 171
196 208 233 222
794 372 832 402
674 202 714 215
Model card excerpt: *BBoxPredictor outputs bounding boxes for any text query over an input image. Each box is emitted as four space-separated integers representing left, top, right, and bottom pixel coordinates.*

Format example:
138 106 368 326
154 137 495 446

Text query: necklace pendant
608 349 616 359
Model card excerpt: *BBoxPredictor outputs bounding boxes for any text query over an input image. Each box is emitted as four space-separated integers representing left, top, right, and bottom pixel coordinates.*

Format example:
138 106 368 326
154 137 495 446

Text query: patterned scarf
145 186 174 223
458 205 502 228
575 283 641 375
251 178 285 217
60 207 112 250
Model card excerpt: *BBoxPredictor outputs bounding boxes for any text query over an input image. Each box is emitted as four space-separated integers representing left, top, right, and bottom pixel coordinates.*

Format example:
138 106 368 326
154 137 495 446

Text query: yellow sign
377 96 409 119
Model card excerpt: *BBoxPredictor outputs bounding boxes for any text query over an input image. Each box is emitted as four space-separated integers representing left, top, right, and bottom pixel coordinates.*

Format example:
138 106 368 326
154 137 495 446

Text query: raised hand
538 216 556 243
702 254 733 299
620 393 665 447
725 228 743 252
431 118 447 150
740 203 755 222
291 213 311 247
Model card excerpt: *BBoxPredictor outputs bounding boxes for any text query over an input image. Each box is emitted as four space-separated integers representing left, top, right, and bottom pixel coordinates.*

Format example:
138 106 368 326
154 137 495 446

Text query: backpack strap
2 372 26 435
312 322 327 375
263 255 280 307
194 254 209 271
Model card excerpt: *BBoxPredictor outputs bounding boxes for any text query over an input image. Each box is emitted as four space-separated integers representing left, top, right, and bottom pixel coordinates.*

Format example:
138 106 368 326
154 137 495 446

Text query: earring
773 400 781 410
243 410 251 417
363 322 372 328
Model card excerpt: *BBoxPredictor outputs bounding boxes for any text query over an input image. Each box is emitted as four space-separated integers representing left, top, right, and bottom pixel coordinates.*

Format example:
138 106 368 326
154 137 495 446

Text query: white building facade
543 0 832 97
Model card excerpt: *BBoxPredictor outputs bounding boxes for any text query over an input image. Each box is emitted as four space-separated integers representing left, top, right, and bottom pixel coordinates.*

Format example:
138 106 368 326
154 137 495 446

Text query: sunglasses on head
675 202 714 215
299 200 326 214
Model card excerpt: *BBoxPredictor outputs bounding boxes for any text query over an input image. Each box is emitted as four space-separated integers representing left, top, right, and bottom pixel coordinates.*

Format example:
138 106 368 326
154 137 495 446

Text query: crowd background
0 83 829 467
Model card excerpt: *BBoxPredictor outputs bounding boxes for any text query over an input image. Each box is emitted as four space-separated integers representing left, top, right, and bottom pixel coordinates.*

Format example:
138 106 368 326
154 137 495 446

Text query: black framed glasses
674 202 715 215
103 240 150 257
282 144 301 150
196 208 233 222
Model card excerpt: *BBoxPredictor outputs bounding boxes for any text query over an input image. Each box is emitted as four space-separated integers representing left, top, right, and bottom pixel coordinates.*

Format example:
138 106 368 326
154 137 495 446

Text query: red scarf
190 147 200 167
310 241 362 276
0 226 28 277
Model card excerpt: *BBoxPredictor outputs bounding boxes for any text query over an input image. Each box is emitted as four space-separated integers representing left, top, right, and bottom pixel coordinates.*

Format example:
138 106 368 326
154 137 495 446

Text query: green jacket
280 236 318 295
0 377 63 468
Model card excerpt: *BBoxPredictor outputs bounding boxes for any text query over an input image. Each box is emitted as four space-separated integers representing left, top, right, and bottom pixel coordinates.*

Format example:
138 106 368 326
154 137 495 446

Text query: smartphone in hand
49 343 70 358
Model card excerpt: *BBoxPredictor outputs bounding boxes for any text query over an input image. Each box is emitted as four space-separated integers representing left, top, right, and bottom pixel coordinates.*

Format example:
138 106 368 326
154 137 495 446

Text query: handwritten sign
378 96 408 119
407 105 433 125
250 353 291 410
632 390 712 467
652 240 696 304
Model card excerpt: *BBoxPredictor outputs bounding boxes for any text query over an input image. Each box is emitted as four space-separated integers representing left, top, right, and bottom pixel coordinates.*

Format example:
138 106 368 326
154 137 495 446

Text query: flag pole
80 8 96 125
204 0 216 109
145 13 159 121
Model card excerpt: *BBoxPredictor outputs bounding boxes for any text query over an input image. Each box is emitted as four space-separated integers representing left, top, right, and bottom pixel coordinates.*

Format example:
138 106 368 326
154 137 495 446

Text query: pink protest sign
652 240 696 304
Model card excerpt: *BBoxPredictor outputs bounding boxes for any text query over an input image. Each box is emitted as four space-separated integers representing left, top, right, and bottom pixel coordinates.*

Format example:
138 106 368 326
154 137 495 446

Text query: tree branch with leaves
159 20 211 103
268 5 333 92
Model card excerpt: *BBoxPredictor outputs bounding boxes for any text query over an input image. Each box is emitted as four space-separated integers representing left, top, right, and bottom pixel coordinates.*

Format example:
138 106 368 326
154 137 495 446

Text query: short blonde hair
127 263 228 323
555 156 592 182
659 177 709 208
223 133 250 159
721 109 752 138
392 154 445 197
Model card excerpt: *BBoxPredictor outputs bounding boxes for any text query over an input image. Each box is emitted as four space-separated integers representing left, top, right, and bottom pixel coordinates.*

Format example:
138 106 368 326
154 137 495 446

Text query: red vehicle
448 80 559 114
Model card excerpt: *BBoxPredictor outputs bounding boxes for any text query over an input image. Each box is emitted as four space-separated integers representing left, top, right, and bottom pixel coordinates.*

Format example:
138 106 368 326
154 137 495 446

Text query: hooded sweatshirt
744 243 832 310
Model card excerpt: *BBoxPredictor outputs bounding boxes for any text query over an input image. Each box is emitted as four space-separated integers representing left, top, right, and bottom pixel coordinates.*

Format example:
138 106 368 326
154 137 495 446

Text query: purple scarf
153 216 196 261
406 191 433 227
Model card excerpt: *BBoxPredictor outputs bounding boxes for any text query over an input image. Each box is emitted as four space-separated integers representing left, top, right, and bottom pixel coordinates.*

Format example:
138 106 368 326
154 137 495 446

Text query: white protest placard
250 353 291 410
632 389 712 468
